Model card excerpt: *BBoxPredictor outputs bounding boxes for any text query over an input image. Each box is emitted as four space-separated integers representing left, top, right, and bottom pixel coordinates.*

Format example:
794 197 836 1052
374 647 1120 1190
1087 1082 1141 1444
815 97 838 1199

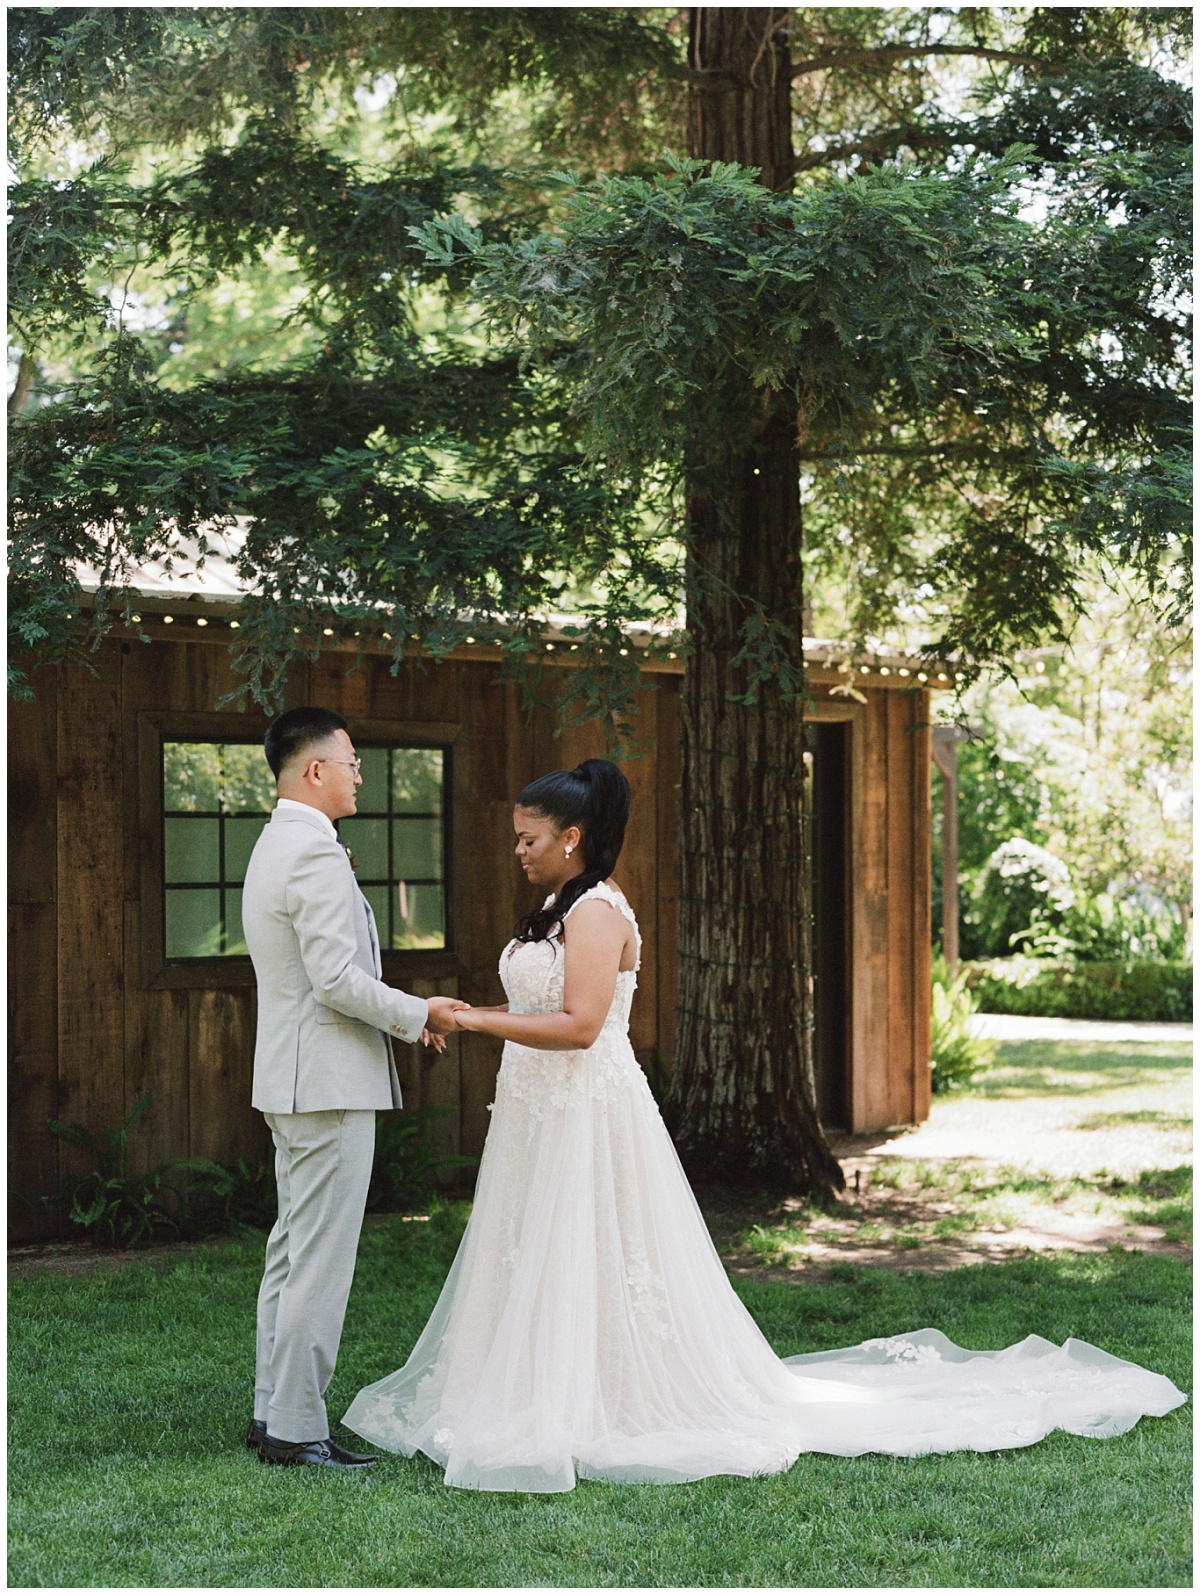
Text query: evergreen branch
790 44 1059 79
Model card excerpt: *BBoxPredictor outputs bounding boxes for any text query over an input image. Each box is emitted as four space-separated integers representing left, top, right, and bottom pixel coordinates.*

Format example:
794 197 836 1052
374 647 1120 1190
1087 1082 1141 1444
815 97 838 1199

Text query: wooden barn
9 574 943 1240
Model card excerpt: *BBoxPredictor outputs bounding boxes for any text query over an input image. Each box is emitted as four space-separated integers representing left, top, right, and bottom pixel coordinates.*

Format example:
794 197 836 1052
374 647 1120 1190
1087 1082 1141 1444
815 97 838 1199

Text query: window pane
339 817 389 879
393 881 445 949
393 816 442 879
164 817 219 884
393 748 443 814
224 888 248 956
225 816 268 882
356 747 389 811
164 743 221 811
165 889 222 957
221 744 276 812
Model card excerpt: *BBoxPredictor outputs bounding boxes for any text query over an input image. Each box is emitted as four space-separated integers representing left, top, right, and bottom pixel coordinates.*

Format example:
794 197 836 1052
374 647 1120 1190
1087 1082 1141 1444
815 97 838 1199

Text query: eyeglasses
315 757 362 775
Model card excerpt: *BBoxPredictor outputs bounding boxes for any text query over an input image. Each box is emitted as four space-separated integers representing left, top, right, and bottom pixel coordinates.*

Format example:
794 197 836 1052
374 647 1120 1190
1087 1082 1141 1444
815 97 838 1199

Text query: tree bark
8 352 36 418
665 8 843 1195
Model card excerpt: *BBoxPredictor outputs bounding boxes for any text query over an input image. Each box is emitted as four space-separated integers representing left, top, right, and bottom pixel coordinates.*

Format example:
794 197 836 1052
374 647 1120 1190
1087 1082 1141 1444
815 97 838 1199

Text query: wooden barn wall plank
910 695 933 1123
188 988 261 1164
855 689 892 1130
56 650 126 1173
123 642 191 1167
885 690 917 1125
8 674 60 1235
458 673 520 1159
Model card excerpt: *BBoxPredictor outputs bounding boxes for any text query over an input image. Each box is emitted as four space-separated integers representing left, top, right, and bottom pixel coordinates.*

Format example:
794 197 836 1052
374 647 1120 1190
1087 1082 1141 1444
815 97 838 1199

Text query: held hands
423 995 471 1043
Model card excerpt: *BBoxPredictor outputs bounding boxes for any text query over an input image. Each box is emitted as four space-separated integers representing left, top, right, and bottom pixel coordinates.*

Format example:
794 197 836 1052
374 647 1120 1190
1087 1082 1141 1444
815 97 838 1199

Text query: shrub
172 1155 278 1239
930 955 997 1093
43 1094 180 1249
964 958 1194 1023
366 1107 478 1214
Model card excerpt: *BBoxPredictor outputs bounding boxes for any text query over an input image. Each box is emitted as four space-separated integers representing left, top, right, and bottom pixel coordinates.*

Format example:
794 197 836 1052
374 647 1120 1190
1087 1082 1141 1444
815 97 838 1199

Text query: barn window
162 740 448 959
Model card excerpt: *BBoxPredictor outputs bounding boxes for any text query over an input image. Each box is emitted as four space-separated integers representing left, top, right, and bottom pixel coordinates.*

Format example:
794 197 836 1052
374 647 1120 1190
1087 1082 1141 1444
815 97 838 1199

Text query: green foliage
965 958 1194 1024
170 1156 279 1240
929 955 996 1094
43 1095 179 1249
966 837 1076 958
366 1107 479 1215
7 9 1191 729
950 583 1191 962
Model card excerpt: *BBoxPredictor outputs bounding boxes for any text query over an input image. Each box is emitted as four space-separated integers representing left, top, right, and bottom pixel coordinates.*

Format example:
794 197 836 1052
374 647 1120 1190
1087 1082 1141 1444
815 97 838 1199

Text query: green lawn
8 1205 1191 1588
968 1037 1193 1098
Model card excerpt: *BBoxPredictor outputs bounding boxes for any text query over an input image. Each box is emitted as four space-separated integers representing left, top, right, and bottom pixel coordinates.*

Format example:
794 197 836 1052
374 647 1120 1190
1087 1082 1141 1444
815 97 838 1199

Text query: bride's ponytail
514 758 632 943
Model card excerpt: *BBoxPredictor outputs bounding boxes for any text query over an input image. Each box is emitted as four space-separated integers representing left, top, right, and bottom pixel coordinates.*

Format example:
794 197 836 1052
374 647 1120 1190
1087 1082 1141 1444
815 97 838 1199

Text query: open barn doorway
807 720 851 1127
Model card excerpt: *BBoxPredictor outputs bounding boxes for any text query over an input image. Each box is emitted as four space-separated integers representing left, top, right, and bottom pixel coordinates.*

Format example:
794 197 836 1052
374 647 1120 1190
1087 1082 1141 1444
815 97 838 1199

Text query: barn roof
75 528 957 689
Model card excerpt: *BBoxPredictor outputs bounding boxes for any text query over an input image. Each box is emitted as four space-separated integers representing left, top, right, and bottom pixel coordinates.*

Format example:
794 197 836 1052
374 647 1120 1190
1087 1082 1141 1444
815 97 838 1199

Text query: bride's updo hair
514 758 632 943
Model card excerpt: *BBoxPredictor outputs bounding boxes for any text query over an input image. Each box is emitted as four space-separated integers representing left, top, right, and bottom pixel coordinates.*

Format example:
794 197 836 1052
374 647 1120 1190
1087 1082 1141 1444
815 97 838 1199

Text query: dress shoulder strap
562 882 641 969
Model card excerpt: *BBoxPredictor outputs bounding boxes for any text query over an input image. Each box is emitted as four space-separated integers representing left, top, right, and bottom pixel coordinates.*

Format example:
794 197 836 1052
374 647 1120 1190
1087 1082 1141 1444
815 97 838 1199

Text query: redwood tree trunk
665 8 843 1195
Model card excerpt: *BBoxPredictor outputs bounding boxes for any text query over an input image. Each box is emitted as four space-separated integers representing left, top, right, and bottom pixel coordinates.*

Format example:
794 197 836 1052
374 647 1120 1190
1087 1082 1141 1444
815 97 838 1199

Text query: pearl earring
564 844 573 857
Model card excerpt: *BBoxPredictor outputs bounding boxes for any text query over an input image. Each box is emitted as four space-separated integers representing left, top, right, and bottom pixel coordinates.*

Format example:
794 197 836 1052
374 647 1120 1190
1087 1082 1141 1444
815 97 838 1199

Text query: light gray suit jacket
242 805 429 1114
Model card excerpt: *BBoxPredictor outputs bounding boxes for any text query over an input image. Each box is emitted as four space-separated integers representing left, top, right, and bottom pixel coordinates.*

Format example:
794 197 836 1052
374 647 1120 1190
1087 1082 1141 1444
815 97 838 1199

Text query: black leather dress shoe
246 1419 267 1453
259 1433 377 1469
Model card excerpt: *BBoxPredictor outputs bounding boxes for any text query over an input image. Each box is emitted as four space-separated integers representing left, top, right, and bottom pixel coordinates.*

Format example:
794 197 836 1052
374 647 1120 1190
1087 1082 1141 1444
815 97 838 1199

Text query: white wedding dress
343 883 1186 1492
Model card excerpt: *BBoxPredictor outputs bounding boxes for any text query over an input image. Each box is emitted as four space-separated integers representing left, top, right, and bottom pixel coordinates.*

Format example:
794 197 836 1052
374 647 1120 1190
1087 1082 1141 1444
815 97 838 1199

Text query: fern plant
930 955 996 1094
43 1094 179 1248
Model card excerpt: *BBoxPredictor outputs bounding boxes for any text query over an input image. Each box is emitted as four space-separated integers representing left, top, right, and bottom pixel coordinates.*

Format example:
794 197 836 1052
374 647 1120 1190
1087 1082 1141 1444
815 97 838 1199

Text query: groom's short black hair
264 707 349 779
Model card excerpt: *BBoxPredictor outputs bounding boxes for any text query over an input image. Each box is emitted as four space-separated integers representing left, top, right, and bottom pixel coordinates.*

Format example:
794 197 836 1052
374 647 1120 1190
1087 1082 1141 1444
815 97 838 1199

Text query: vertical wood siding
8 637 933 1235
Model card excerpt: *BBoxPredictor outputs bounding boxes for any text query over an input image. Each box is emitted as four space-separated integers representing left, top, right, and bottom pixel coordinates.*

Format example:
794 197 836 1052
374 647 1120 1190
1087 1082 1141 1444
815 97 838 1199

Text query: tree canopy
8 6 1191 723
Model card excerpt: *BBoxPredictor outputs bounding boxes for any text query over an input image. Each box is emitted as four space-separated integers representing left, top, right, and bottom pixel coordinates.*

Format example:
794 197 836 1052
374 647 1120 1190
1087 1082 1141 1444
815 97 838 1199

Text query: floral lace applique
863 1335 944 1365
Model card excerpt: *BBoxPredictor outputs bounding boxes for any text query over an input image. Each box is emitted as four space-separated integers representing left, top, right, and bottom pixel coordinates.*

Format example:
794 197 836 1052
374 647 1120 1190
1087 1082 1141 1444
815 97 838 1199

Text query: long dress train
343 882 1187 1492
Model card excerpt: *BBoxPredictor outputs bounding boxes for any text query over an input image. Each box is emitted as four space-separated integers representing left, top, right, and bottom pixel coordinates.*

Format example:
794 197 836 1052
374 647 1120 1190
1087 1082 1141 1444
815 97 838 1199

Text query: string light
162 615 174 624
619 647 628 656
323 627 334 636
465 636 476 644
917 671 927 682
898 667 910 677
195 617 208 627
879 666 890 676
130 614 141 624
229 620 240 629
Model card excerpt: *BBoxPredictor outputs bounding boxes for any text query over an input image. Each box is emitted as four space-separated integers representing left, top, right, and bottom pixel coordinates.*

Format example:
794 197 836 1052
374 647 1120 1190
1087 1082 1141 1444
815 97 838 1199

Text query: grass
8 1205 1192 1588
965 1038 1192 1099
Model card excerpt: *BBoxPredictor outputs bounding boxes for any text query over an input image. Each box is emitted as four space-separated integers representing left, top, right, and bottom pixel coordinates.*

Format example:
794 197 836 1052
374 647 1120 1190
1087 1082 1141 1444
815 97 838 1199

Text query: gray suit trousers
255 1108 376 1442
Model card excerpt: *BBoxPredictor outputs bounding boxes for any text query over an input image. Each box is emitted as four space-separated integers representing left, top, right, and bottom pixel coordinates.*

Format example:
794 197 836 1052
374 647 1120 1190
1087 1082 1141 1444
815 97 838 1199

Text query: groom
242 706 465 1469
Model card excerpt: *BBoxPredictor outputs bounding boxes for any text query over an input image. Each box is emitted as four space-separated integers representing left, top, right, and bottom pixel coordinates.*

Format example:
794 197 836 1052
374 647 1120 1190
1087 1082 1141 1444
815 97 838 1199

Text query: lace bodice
494 882 647 1118
499 880 641 1028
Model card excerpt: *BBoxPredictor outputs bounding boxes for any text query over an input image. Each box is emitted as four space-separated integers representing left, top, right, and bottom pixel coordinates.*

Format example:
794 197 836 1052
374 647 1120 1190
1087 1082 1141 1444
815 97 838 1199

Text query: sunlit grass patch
734 1162 1192 1263
972 1039 1192 1099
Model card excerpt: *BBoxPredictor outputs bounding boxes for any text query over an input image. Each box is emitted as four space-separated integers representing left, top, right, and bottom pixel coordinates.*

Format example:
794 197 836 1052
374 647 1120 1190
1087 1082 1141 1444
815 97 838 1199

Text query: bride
343 759 1186 1492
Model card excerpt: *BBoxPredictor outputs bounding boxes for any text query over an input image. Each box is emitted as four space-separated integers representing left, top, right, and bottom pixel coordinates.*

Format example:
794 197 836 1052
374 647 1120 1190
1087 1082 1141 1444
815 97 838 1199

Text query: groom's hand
425 995 470 1036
